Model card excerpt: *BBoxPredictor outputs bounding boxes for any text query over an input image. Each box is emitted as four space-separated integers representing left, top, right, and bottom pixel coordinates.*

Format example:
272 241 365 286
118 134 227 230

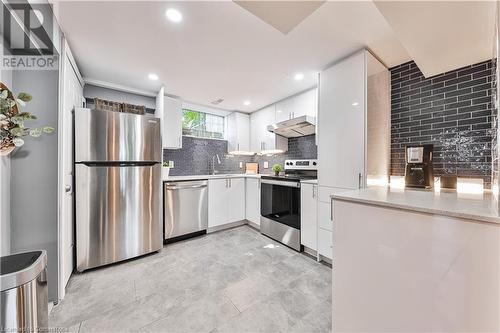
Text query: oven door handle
261 179 301 188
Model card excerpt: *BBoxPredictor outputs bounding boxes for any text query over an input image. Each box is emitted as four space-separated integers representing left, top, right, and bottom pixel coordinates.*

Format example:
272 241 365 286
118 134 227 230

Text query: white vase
162 167 170 179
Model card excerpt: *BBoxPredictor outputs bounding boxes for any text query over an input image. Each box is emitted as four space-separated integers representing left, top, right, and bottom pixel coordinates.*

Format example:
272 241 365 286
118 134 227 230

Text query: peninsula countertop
331 187 500 224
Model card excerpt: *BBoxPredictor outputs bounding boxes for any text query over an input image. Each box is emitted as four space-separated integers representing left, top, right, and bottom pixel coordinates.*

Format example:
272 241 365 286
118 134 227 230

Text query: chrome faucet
211 154 222 175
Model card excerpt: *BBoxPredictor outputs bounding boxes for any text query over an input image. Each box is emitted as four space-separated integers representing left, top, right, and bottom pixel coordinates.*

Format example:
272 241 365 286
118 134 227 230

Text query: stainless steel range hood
267 115 316 138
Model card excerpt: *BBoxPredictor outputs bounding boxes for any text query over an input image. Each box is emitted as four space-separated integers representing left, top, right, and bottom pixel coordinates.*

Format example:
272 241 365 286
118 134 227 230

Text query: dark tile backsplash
164 135 317 176
390 60 495 188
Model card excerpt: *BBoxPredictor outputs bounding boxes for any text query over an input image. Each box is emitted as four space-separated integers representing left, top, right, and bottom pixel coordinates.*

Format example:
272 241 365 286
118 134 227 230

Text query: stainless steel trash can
1 250 48 332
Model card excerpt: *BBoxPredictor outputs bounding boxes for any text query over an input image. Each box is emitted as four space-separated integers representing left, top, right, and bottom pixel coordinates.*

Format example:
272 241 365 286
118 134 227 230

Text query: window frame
181 108 226 140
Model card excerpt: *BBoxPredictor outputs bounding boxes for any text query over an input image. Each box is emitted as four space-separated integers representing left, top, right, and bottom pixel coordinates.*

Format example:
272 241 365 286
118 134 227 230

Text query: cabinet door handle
225 179 228 188
330 201 333 221
358 173 362 189
312 186 315 198
229 179 232 187
237 143 240 150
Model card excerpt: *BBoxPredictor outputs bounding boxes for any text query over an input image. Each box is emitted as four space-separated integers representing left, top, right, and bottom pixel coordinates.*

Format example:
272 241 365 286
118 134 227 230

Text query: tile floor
50 226 332 333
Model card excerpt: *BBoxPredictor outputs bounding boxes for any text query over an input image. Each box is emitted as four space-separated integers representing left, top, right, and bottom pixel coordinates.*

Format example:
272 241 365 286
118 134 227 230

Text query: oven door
260 179 301 230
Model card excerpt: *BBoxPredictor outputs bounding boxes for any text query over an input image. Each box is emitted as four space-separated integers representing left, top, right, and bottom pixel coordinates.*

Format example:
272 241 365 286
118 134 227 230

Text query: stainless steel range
260 159 317 251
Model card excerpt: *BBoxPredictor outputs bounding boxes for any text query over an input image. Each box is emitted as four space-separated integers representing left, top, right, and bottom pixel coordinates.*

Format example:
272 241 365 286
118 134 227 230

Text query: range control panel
284 159 318 170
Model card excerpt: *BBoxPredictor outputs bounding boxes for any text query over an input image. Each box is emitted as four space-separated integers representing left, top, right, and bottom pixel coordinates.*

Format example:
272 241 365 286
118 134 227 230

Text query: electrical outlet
169 161 174 168
264 161 269 169
239 162 243 168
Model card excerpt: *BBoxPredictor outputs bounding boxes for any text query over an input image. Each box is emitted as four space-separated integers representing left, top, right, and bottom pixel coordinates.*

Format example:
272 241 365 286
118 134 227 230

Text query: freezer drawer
75 164 162 271
75 108 161 163
164 180 208 240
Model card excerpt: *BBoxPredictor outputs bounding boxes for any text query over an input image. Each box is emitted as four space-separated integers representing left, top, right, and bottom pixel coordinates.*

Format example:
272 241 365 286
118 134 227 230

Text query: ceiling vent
211 98 224 105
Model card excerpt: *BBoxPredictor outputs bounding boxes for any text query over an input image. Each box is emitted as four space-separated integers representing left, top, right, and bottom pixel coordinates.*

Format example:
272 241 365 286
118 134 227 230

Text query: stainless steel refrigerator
74 108 162 272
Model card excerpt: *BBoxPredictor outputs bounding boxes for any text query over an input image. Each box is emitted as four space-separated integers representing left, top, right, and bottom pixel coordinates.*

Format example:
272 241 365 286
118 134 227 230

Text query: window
182 109 225 139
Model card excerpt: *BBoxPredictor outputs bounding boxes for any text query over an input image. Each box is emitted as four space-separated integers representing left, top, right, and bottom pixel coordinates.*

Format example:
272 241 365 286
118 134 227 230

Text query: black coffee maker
405 144 434 189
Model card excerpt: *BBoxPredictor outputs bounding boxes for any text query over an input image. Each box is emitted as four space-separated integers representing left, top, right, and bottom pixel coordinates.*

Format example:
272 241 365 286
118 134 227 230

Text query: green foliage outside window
182 109 224 139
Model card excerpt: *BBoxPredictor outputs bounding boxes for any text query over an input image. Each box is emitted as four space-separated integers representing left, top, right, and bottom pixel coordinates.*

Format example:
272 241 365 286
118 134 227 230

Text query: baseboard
164 230 207 244
245 220 260 231
207 220 246 233
302 245 317 258
318 255 332 266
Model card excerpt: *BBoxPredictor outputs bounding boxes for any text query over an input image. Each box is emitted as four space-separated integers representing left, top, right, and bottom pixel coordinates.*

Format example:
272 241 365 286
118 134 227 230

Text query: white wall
0 157 11 256
84 84 157 109
11 69 60 301
0 49 12 256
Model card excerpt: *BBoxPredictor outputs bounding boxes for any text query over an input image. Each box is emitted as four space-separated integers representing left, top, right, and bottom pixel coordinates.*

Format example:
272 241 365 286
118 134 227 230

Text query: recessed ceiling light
166 8 182 23
243 100 251 106
148 73 159 81
294 72 304 81
352 102 359 106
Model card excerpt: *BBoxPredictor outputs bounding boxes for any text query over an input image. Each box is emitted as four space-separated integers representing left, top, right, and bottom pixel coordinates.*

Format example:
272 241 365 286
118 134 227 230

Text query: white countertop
165 174 319 184
331 187 500 224
164 173 263 181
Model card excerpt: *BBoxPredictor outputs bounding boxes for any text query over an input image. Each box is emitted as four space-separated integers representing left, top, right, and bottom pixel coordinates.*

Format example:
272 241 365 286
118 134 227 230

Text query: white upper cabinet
275 96 296 122
250 104 287 154
318 51 365 190
318 49 389 190
294 88 317 119
275 88 317 123
155 87 183 149
227 112 250 153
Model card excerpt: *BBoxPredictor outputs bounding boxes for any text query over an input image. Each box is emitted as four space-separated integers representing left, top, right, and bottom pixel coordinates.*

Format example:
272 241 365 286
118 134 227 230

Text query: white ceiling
374 1 496 78
233 1 326 35
53 1 410 112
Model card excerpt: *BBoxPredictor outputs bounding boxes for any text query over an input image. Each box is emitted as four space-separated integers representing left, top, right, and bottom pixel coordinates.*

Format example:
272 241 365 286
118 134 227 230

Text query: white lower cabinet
318 201 333 231
208 178 245 228
300 183 317 250
228 178 246 222
208 179 228 228
318 201 333 259
245 178 260 226
318 227 332 260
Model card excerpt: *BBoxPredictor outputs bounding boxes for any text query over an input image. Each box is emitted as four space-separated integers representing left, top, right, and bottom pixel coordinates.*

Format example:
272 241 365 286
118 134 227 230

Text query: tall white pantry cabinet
317 49 390 260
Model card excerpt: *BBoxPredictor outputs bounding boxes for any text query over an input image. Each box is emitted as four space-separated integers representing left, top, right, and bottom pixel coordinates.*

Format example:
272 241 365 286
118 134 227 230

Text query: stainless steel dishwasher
164 180 208 242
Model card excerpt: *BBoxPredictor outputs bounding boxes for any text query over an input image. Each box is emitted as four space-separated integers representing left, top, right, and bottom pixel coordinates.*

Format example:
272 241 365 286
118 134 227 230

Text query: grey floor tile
265 288 323 320
53 226 332 333
139 290 239 333
223 272 283 312
215 297 297 333
79 291 180 332
287 268 332 304
50 278 135 328
289 300 332 333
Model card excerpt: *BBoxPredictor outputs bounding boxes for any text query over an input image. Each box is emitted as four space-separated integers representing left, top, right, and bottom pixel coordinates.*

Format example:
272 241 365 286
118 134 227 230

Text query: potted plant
272 164 283 176
162 161 172 179
0 83 54 156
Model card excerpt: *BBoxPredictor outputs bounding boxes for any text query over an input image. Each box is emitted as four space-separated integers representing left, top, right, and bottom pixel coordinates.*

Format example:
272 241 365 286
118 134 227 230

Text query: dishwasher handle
165 184 207 190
